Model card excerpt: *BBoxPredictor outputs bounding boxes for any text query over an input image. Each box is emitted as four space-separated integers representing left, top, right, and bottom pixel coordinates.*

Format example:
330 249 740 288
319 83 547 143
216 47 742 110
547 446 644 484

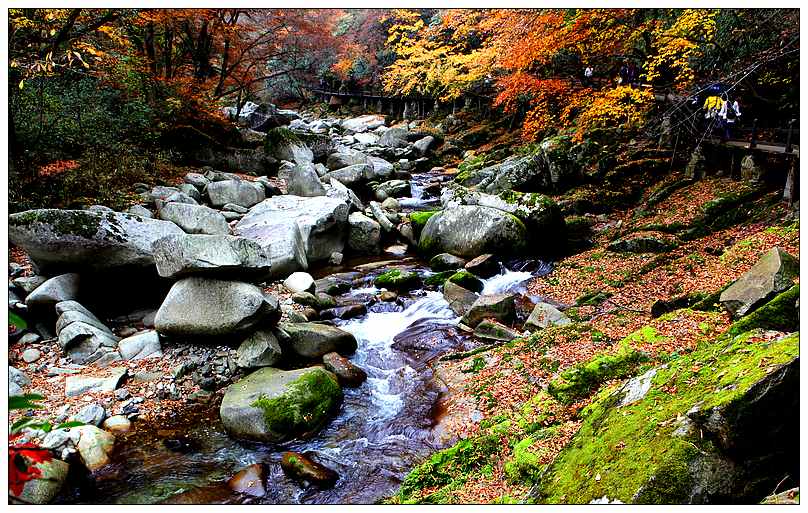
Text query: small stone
22 348 42 363
280 451 338 488
228 463 266 497
283 272 316 294
322 352 367 387
102 415 131 434
72 403 106 426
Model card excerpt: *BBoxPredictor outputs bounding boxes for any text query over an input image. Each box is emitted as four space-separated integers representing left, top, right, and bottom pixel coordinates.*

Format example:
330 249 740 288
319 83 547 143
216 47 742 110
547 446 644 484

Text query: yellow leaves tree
382 9 495 102
570 86 655 141
645 9 719 88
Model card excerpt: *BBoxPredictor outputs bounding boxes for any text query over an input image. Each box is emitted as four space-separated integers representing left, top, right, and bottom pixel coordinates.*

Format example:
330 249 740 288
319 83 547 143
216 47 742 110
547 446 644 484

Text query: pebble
19 333 42 344
22 348 42 363
114 388 131 401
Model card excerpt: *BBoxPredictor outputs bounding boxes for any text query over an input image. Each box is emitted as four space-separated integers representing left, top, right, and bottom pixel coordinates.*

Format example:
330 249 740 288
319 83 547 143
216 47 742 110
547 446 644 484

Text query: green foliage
424 270 455 287
9 311 27 330
409 210 440 234
447 270 484 293
10 394 45 411
374 269 421 290
726 285 799 337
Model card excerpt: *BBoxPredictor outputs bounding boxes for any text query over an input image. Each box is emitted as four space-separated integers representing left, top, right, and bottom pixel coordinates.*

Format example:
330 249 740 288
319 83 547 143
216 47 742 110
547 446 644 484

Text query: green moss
447 270 484 293
409 210 439 233
12 209 109 240
396 433 501 503
726 285 799 337
374 268 421 291
251 368 342 440
547 341 648 405
505 437 543 483
538 328 800 504
424 270 455 287
682 187 764 240
575 290 613 307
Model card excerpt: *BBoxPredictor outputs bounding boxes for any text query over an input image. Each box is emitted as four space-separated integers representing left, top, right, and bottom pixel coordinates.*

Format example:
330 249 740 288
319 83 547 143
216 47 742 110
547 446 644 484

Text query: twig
771 474 790 496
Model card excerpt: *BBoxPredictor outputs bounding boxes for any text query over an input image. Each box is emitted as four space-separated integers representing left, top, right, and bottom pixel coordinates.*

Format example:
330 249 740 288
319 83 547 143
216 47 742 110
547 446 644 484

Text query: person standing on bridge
583 65 594 88
627 62 640 88
721 96 742 140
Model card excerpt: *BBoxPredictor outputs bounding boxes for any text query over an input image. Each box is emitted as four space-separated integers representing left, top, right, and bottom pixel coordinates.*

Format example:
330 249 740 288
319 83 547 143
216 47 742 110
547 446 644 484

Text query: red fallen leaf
9 434 54 497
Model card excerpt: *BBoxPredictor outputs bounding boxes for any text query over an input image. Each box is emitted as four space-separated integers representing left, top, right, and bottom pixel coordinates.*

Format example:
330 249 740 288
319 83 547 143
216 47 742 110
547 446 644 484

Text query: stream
59 162 552 505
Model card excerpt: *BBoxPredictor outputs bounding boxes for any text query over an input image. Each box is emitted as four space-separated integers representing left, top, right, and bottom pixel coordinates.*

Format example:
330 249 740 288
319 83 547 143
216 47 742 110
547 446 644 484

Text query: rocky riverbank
8 102 800 505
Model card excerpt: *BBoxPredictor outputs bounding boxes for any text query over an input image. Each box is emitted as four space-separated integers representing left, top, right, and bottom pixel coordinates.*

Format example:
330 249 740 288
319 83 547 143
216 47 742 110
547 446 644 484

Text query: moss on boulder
447 270 484 293
374 268 421 291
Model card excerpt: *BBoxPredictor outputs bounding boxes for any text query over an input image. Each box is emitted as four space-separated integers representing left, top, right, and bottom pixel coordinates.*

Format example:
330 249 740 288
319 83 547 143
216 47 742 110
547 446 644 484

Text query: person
627 62 639 88
722 96 742 139
618 62 629 86
583 65 593 88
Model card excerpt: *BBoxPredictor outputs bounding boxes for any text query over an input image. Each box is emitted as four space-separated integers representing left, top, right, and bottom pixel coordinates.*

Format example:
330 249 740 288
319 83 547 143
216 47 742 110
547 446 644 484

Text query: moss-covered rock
424 270 456 287
220 366 343 443
537 328 799 504
409 210 440 236
447 270 484 293
725 284 799 337
419 206 529 258
374 268 421 291
547 341 648 405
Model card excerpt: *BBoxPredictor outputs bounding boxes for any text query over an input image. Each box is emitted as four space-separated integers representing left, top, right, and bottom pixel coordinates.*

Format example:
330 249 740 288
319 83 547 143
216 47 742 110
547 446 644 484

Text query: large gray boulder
419 206 528 258
374 180 411 201
25 273 81 309
347 212 381 255
220 366 342 442
55 301 120 365
461 293 517 327
379 127 410 148
524 302 571 330
207 180 266 209
341 114 385 133
322 164 374 188
158 202 230 235
326 150 369 171
367 156 395 180
324 179 363 212
234 196 348 276
8 209 184 273
236 329 282 368
720 247 799 318
155 277 277 338
286 163 326 197
442 281 479 316
441 185 564 237
278 322 358 359
117 330 162 360
152 234 271 279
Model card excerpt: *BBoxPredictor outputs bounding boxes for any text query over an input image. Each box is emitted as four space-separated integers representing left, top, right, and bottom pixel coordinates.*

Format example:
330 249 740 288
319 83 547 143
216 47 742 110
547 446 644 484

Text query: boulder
286 163 326 197
280 451 339 488
127 205 153 218
219 366 343 442
184 172 211 190
9 365 30 396
442 281 479 317
118 330 162 360
347 212 381 255
419 206 528 258
474 319 521 342
322 352 367 387
441 185 564 238
374 269 420 291
367 156 395 180
524 302 571 330
283 271 316 294
374 180 411 201
368 201 395 232
447 270 484 293
322 164 374 188
207 180 266 209
430 253 467 272
720 247 799 318
608 235 677 254
378 127 410 148
278 322 358 359
461 293 517 327
326 150 369 171
155 277 277 338
75 425 115 472
228 463 266 497
102 415 131 434
9 210 184 273
55 304 121 365
9 456 68 504
234 195 349 275
324 179 363 212
236 329 283 368
413 135 436 156
158 203 230 235
318 304 367 321
464 254 500 278
64 367 127 397
25 273 81 309
341 114 385 133
72 403 106 426
152 234 272 280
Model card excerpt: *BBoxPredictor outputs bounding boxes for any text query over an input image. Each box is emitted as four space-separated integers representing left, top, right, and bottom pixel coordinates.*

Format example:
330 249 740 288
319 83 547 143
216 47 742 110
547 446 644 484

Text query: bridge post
785 118 796 154
749 118 758 149
784 156 798 205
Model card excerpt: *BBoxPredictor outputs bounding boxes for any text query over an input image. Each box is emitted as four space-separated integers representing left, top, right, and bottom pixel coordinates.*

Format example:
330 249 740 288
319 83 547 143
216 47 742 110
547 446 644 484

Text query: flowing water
59 167 552 505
